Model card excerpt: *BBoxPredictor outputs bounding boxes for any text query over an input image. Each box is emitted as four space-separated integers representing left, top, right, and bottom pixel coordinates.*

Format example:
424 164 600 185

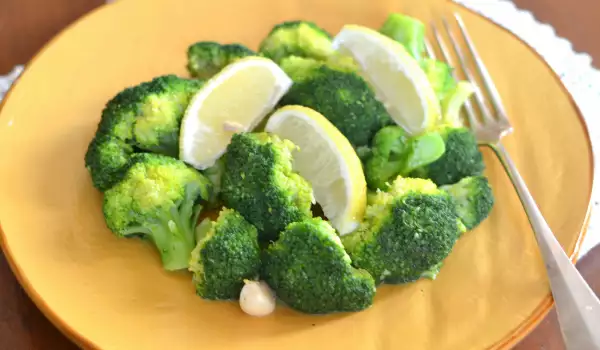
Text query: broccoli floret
103 153 212 271
129 75 202 156
84 134 134 191
262 218 376 314
97 75 202 156
278 56 322 82
422 58 457 102
85 91 138 191
379 13 425 59
186 42 256 79
259 20 334 63
420 261 444 280
441 175 494 230
410 126 485 185
363 126 446 190
85 75 203 191
279 64 392 148
342 177 461 284
279 55 358 82
221 132 313 242
188 208 261 300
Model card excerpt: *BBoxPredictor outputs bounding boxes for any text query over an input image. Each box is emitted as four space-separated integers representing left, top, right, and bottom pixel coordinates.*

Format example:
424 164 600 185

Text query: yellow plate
0 0 593 349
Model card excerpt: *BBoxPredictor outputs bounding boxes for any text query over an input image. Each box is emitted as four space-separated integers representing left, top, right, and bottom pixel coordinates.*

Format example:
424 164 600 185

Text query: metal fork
429 13 600 350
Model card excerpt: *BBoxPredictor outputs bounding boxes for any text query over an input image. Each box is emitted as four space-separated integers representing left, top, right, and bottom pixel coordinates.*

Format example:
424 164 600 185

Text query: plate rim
0 1 595 349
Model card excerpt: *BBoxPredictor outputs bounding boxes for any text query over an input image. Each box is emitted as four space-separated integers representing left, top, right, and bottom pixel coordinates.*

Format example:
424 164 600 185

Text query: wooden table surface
0 0 599 349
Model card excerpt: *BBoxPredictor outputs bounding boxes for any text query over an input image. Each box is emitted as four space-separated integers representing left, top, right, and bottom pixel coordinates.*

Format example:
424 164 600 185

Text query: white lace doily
1 0 599 256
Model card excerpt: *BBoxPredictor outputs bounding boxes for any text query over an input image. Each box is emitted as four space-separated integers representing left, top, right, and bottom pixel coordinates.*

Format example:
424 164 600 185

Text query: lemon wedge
331 25 441 135
179 56 293 169
265 105 366 235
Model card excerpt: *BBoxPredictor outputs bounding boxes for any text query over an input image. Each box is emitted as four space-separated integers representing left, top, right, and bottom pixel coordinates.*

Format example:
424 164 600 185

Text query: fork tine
458 86 478 127
440 18 495 125
431 23 479 127
454 13 509 123
424 39 436 59
431 24 454 69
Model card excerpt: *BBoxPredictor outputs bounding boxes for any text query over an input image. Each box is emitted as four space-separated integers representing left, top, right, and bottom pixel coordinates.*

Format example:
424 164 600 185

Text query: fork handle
490 143 600 350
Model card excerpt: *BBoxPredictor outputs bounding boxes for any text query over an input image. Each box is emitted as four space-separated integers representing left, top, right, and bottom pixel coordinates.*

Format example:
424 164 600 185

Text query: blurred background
0 0 598 74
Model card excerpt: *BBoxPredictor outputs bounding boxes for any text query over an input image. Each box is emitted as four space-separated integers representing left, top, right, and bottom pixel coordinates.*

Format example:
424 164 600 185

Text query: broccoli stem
379 160 405 185
194 218 213 243
401 131 446 174
122 196 204 271
379 13 426 59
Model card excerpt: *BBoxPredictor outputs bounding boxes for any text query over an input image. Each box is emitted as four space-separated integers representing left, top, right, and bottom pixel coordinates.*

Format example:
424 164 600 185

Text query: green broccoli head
279 65 393 148
85 87 138 191
186 42 256 79
278 56 321 82
410 126 485 185
221 132 313 242
279 55 358 82
95 89 138 143
262 218 376 314
188 208 261 300
259 20 334 63
98 74 202 156
103 153 212 271
441 175 494 231
363 126 446 190
422 58 457 102
130 75 202 156
84 134 134 191
379 13 425 59
85 75 203 191
342 177 461 284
